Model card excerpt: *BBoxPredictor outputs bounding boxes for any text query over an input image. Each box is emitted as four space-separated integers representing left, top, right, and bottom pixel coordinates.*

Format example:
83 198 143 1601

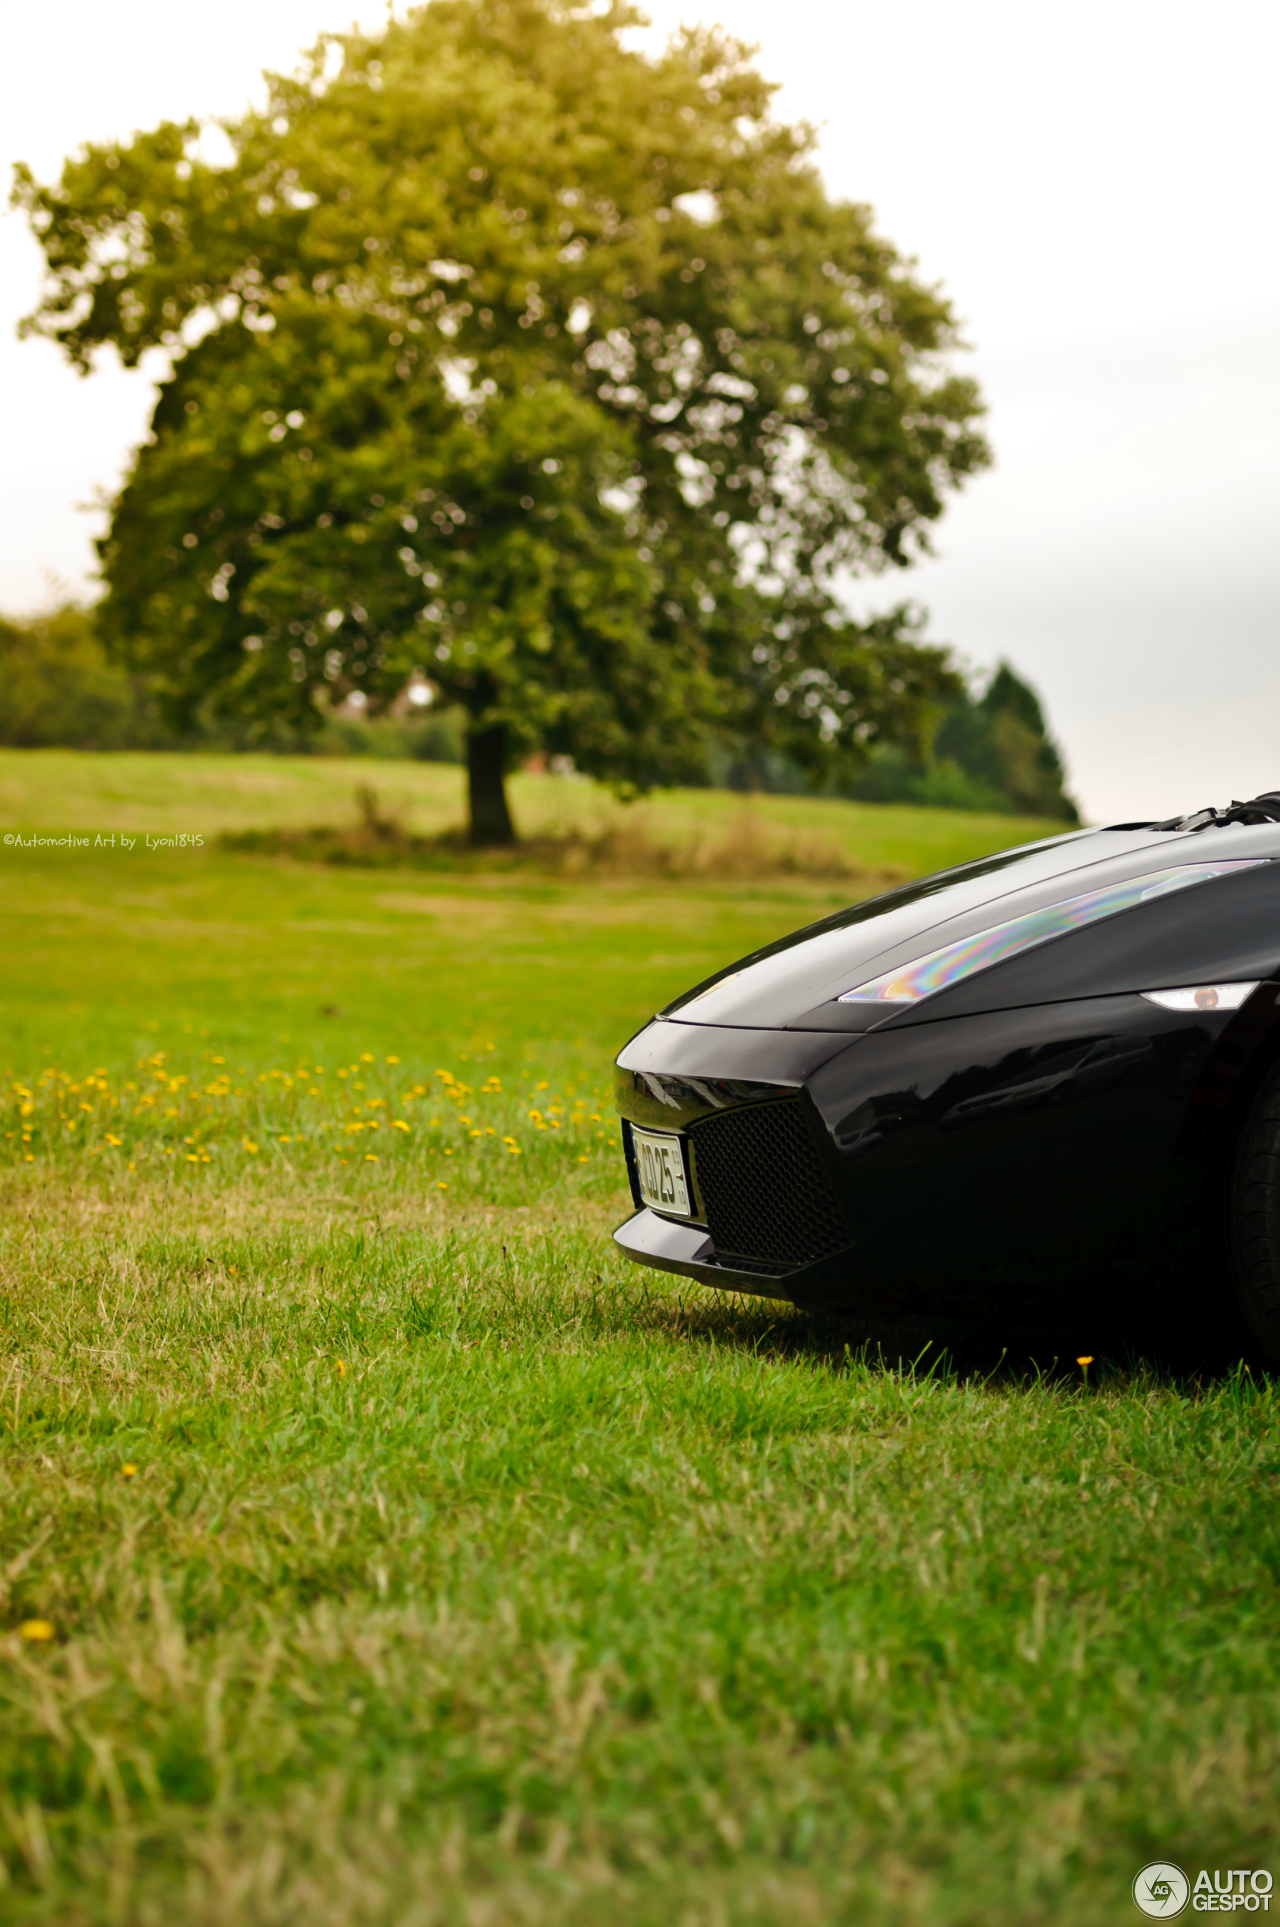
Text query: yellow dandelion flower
437 1180 449 1189
122 1464 137 1478
1076 1356 1094 1366
243 1138 259 1154
360 1053 374 1063
386 1054 399 1064
392 1120 410 1132
578 1155 589 1163
19 1620 55 1642
364 1153 379 1162
335 1359 347 1378
278 1134 292 1143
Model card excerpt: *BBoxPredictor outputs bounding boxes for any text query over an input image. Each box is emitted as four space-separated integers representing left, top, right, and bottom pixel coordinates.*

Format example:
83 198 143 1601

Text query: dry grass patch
221 785 905 885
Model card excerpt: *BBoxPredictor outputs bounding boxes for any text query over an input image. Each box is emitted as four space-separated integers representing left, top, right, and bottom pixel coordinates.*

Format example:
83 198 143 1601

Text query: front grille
688 1099 849 1271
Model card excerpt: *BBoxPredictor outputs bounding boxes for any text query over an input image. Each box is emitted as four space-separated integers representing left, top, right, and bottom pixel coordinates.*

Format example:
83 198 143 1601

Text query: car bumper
612 1202 857 1305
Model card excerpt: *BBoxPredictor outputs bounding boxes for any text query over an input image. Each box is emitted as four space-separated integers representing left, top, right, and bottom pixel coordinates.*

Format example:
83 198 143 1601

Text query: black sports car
613 792 1280 1362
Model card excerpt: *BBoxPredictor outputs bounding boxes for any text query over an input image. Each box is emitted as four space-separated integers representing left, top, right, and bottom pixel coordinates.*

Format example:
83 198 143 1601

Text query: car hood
660 822 1280 1033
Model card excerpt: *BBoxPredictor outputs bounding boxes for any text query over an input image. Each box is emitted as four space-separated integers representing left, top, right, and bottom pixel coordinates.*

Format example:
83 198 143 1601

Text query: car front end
613 802 1280 1332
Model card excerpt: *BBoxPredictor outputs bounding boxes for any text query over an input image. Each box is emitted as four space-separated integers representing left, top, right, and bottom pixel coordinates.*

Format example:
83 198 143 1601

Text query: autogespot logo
1135 1866 1191 1918
1133 1865 1276 1917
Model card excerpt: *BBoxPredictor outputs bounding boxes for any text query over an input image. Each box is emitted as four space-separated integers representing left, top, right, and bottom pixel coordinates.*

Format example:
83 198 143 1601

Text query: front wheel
1229 1059 1280 1366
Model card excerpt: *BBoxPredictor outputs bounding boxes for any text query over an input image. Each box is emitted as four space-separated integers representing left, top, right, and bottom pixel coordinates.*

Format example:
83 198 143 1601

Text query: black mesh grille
688 1099 849 1270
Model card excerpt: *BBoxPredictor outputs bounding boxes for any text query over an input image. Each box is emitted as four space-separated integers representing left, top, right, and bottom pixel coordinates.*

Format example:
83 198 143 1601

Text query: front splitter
612 1206 798 1302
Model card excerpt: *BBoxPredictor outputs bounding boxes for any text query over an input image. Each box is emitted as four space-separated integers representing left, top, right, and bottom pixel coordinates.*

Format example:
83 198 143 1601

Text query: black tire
1229 1059 1280 1366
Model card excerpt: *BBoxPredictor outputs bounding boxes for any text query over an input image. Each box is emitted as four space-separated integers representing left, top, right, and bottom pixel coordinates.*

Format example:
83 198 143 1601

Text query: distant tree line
0 602 1077 818
710 659 1076 819
0 604 461 761
842 662 1078 820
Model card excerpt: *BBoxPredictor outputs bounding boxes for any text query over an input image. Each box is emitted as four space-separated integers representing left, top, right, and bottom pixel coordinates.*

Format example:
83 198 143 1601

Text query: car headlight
1140 983 1260 1011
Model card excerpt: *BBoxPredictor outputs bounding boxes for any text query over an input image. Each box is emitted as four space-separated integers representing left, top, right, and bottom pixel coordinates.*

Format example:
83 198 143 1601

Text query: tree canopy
15 0 990 841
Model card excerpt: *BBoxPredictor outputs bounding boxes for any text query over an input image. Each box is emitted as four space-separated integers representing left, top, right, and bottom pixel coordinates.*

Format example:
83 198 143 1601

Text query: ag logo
1134 1863 1191 1917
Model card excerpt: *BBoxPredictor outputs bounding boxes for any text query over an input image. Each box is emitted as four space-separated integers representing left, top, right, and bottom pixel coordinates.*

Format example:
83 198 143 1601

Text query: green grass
0 747 1069 876
0 752 1276 1926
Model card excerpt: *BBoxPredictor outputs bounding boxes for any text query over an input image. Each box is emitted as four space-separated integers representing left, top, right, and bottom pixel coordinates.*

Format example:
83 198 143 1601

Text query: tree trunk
467 722 516 846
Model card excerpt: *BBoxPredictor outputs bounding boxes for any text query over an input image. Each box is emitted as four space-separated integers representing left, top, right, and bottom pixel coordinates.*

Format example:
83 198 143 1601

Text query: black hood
660 820 1280 1034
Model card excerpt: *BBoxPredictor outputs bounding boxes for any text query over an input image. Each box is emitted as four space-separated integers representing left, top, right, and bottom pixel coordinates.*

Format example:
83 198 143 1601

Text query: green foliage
316 705 465 763
0 604 167 749
15 0 988 827
849 660 1079 821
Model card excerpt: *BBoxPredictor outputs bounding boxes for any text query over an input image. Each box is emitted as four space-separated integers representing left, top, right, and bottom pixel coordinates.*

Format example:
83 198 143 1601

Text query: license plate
631 1127 692 1216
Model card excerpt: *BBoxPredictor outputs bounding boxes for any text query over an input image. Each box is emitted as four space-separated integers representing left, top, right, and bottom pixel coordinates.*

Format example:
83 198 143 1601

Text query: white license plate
632 1127 692 1216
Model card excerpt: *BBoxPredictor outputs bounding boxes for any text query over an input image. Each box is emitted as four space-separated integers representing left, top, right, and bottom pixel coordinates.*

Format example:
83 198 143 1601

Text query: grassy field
1 753 1276 1926
0 748 1069 879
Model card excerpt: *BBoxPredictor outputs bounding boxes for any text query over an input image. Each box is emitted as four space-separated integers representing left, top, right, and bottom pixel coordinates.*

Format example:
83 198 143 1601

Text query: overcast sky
2 0 1276 821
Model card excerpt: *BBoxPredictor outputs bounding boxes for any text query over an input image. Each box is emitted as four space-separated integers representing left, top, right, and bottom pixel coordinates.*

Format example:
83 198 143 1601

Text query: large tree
15 0 989 843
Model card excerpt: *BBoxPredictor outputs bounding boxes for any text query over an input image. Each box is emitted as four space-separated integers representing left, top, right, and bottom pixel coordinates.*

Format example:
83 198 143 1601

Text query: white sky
1 0 1277 821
